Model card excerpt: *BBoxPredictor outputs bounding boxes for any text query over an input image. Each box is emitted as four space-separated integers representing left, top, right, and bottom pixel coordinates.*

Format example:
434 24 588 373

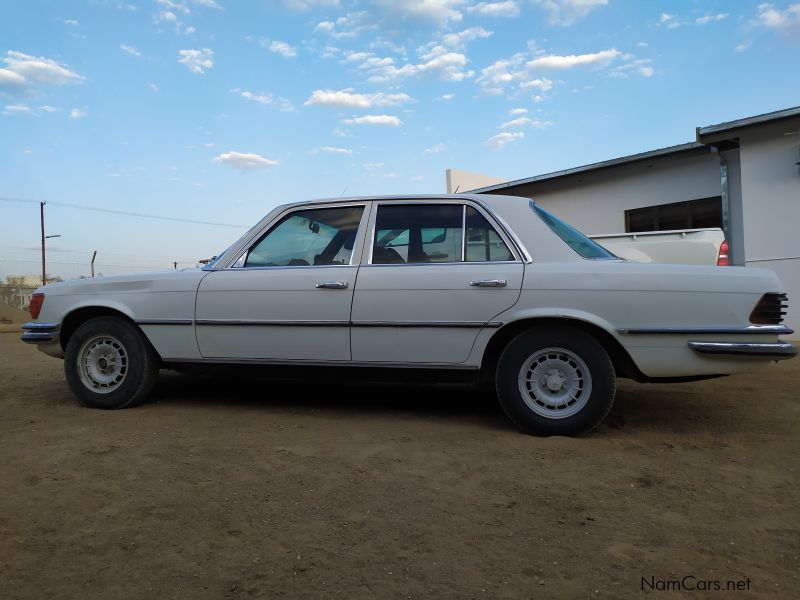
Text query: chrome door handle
470 279 507 288
315 281 349 289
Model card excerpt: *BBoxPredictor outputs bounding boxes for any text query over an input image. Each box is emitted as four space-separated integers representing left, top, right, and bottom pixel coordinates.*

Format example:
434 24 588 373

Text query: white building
448 106 800 331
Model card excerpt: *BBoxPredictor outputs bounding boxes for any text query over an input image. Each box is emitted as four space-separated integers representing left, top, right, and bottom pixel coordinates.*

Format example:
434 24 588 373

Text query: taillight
750 293 788 325
28 293 44 319
717 240 730 266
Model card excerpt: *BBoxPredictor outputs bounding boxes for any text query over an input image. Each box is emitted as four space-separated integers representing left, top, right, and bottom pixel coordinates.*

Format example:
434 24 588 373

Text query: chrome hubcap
517 347 592 419
77 335 128 394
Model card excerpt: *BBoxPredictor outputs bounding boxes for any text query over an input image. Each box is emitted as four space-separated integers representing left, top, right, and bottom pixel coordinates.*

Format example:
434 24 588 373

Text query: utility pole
40 201 61 286
40 201 46 286
91 251 97 278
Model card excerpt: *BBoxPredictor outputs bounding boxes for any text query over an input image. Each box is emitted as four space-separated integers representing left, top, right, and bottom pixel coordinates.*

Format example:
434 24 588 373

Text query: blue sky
1 0 798 280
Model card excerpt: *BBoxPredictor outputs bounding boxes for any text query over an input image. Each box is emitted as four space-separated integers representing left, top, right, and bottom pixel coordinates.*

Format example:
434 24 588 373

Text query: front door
195 204 367 361
351 201 524 364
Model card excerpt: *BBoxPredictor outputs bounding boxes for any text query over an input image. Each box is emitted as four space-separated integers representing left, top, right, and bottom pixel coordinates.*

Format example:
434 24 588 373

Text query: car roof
280 193 531 209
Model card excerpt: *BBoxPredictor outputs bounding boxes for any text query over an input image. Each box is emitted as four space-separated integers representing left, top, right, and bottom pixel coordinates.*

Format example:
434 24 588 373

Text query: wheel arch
480 315 646 384
60 304 148 354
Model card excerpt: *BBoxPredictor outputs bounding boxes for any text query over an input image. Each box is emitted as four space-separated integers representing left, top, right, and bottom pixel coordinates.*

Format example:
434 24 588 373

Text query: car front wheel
64 316 159 409
495 326 616 436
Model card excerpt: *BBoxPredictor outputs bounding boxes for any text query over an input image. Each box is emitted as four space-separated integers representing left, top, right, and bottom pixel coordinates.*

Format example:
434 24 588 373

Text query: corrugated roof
469 142 709 194
697 105 800 139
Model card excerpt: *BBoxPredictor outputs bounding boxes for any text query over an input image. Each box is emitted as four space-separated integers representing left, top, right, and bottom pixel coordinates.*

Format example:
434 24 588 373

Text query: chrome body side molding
618 325 794 335
136 319 194 326
688 341 797 359
165 357 479 370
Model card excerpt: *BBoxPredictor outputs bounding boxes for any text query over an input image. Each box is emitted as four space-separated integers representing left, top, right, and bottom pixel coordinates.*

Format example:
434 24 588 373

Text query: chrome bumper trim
619 325 794 335
21 322 60 343
688 341 797 359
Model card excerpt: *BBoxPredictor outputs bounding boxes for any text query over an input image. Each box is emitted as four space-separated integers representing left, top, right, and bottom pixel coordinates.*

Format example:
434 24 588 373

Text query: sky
1 0 799 281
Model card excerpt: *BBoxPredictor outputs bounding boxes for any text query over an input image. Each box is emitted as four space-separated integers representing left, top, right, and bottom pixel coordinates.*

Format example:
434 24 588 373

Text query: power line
0 197 249 228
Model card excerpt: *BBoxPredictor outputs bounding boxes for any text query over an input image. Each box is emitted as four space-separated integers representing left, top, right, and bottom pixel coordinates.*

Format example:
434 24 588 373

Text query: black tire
64 316 160 409
495 325 615 436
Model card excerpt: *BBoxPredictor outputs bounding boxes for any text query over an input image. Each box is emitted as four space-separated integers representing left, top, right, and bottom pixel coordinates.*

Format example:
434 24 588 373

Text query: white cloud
0 68 26 87
213 151 279 170
283 0 341 9
535 0 607 25
120 44 141 56
149 82 159 92
734 41 752 52
476 54 554 95
3 103 37 116
609 58 653 78
696 13 728 25
424 142 446 154
311 146 353 155
527 48 620 70
313 11 375 39
756 3 800 34
342 114 402 126
69 108 86 119
486 131 524 149
268 40 298 58
436 93 455 100
236 89 296 111
467 1 520 18
371 0 467 27
509 107 527 115
39 105 60 112
0 51 85 87
64 19 80 26
305 89 414 108
363 161 384 170
178 48 214 74
499 117 551 129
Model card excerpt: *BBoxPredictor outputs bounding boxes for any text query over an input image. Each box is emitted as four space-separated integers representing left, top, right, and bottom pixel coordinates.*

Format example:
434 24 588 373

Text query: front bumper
21 322 63 358
688 341 798 359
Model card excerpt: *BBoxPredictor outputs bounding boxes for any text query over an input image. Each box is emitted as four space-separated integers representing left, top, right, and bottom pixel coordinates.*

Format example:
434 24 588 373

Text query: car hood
38 269 209 296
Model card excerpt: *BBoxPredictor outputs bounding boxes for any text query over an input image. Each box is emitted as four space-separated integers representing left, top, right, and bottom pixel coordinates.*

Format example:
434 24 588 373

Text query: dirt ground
1 332 798 599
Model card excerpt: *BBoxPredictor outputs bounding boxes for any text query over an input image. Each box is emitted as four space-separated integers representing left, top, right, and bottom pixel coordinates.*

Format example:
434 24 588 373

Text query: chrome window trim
618 325 794 335
366 198 522 266
222 202 370 270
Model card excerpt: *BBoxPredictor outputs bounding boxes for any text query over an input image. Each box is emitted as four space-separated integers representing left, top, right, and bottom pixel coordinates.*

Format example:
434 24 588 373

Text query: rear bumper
21 322 63 358
688 341 797 359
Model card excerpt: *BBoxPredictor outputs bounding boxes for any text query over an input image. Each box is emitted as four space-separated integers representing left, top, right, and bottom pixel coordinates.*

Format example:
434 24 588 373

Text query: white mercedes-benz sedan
22 194 796 435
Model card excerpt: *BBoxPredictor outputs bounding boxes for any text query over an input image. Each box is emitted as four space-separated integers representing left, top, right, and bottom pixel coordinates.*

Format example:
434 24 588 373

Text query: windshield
530 202 618 260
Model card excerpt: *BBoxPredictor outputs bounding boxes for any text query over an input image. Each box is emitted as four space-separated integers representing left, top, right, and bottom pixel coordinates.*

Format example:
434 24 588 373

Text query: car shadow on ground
145 367 745 437
150 367 515 430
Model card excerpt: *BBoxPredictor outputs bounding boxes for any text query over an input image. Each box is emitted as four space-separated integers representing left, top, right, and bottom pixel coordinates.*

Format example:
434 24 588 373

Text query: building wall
485 151 722 236
738 120 800 331
446 169 506 194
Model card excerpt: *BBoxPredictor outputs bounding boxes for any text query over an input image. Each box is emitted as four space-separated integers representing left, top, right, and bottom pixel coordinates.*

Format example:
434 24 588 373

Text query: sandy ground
1 332 798 599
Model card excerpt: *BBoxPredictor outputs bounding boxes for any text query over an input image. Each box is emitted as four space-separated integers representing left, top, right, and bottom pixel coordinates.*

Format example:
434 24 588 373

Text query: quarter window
244 206 363 267
465 207 514 262
372 203 514 264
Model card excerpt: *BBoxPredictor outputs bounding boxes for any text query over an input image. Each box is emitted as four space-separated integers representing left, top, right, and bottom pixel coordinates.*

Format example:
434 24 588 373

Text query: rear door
350 200 524 364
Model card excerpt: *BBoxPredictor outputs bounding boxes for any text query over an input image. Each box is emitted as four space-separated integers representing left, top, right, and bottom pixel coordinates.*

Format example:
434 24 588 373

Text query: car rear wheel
64 316 159 409
495 326 615 436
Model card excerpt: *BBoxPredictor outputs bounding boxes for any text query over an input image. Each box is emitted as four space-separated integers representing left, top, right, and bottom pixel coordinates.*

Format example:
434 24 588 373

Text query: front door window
245 206 364 267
